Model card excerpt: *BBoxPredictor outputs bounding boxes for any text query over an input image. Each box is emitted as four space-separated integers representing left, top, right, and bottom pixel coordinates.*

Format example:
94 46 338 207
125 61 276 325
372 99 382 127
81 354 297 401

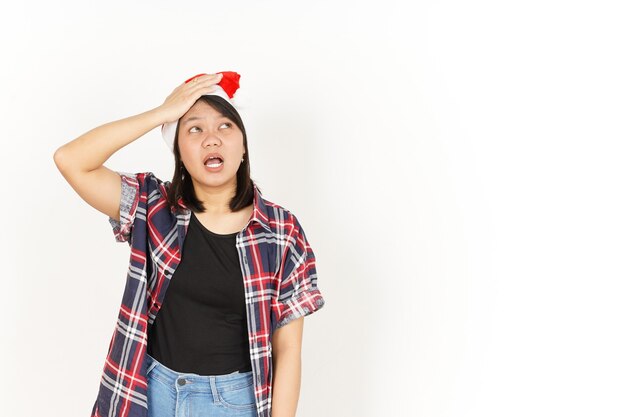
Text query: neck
192 180 237 215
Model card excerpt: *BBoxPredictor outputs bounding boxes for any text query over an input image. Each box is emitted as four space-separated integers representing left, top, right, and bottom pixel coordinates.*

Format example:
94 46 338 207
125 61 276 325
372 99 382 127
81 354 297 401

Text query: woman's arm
53 73 222 173
53 73 222 221
271 317 305 417
52 107 168 221
53 107 166 173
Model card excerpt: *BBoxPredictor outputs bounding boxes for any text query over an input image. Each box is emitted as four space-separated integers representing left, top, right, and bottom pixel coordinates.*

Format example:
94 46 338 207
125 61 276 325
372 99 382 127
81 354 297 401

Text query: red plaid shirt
90 171 325 417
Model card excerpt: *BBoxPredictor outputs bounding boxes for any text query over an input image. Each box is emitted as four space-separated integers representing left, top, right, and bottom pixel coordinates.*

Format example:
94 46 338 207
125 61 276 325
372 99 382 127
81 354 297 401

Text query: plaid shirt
90 171 325 417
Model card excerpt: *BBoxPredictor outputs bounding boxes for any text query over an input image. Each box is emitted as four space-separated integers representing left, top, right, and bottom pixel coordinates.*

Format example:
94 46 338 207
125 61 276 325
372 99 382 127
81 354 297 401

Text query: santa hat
161 71 242 152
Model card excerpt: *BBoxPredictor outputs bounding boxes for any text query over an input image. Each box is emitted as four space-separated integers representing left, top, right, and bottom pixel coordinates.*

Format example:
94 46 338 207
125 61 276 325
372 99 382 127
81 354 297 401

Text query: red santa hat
161 71 242 152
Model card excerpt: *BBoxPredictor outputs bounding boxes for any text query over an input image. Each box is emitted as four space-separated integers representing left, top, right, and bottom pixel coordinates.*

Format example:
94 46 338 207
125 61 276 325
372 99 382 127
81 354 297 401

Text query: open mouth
204 156 224 168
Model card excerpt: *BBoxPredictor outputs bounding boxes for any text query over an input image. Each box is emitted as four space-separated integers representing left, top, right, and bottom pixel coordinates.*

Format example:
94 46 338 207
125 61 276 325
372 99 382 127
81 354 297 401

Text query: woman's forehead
183 101 227 120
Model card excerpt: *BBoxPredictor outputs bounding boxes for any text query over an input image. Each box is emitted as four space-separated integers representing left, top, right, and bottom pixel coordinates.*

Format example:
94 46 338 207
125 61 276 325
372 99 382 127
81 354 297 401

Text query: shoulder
257 193 306 236
116 171 172 211
125 171 170 197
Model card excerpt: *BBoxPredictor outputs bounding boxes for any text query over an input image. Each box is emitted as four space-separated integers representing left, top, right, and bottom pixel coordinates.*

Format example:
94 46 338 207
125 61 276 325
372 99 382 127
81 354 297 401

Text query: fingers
170 73 222 102
188 73 223 85
187 73 222 94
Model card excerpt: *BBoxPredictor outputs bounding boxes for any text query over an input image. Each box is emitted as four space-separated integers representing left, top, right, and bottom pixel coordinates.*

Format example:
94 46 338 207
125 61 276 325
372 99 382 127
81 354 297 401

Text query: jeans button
178 379 186 386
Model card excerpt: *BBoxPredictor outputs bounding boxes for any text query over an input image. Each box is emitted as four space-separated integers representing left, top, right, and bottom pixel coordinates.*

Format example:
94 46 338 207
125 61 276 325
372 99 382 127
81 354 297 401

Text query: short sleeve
272 215 326 331
107 171 140 244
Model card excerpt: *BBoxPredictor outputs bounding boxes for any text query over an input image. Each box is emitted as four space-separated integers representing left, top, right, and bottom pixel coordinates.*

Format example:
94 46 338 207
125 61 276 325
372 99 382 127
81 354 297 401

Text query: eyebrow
182 115 229 125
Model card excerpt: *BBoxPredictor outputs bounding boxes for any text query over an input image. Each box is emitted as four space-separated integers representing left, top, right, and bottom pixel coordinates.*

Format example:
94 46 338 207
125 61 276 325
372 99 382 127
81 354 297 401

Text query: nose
201 132 222 148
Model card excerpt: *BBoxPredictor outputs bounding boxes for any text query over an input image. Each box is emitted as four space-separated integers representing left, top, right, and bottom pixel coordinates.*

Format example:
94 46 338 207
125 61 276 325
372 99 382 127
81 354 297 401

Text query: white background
1 1 625 416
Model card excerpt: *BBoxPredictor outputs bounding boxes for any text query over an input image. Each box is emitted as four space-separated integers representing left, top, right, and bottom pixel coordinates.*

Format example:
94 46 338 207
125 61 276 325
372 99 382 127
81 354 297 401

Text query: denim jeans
146 353 257 417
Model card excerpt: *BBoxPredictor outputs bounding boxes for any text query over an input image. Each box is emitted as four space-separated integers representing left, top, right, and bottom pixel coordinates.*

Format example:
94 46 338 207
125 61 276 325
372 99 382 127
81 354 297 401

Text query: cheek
178 135 195 152
178 143 197 166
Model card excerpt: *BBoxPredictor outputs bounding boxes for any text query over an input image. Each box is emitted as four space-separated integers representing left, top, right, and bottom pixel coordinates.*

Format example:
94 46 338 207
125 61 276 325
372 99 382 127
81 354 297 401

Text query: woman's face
177 100 245 190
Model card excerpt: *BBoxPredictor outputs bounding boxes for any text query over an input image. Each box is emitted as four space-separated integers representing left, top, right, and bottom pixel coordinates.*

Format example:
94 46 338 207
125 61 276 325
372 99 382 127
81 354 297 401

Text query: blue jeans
146 353 257 417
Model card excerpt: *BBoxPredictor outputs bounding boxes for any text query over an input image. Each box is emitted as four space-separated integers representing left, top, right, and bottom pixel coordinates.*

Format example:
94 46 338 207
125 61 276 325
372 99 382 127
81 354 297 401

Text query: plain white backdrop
1 0 625 416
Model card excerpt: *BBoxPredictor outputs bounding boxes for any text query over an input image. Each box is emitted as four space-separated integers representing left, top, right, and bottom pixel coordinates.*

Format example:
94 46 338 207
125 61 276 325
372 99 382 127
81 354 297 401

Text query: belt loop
209 376 219 403
145 354 159 376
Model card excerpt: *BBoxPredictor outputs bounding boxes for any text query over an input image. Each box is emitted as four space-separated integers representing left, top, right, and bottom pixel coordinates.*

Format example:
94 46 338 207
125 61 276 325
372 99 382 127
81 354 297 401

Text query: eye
188 122 232 133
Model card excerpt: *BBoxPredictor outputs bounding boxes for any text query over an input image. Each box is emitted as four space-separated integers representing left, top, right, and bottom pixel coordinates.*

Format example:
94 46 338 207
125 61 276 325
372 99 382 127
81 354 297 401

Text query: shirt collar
176 183 272 233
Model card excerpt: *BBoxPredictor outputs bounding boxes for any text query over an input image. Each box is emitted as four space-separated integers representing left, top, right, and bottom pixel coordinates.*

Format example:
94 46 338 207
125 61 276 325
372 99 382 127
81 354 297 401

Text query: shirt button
178 379 186 386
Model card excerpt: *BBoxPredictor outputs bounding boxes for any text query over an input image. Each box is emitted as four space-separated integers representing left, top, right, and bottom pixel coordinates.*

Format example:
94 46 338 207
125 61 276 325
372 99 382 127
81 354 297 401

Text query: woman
53 71 326 417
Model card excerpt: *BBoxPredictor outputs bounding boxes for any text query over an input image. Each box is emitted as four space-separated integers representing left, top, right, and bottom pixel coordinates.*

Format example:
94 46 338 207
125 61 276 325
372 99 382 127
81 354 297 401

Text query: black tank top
147 211 252 375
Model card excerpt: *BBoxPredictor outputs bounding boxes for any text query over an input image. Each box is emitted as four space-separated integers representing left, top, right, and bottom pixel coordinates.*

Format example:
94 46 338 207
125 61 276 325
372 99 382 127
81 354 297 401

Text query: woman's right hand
156 73 224 124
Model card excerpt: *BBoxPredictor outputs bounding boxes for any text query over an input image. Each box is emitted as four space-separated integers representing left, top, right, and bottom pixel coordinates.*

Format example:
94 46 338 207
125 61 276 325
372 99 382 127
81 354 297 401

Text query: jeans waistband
145 353 253 390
